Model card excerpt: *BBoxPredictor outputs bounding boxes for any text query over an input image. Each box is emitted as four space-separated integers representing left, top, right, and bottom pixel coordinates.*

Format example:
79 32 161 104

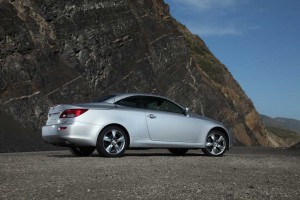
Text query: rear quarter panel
76 107 150 145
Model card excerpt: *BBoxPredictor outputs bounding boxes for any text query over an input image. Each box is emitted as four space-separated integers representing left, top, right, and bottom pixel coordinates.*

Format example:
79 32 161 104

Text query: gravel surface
0 147 299 200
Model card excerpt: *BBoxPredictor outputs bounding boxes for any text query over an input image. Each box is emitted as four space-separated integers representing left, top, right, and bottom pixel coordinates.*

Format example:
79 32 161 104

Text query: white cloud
191 25 242 36
189 24 259 37
166 0 256 37
171 0 241 11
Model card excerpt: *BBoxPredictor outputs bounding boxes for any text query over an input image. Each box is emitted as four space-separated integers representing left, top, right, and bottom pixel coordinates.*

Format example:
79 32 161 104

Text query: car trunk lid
46 105 66 125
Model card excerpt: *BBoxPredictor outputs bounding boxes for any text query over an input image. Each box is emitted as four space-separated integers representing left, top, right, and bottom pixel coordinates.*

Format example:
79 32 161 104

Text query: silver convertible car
42 93 232 157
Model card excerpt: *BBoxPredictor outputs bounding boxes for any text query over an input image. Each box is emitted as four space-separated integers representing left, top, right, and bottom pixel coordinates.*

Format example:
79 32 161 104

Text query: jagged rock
0 0 277 149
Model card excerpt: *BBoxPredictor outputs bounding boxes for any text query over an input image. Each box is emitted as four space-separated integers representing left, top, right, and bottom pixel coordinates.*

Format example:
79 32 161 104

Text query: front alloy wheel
202 131 227 156
96 126 128 157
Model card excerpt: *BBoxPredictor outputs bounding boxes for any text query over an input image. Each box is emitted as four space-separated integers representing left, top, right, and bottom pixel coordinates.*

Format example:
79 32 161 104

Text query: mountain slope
265 126 300 147
0 0 277 150
261 114 300 135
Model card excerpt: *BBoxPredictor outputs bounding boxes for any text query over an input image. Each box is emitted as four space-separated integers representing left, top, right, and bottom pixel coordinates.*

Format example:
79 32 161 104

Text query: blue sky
165 0 300 120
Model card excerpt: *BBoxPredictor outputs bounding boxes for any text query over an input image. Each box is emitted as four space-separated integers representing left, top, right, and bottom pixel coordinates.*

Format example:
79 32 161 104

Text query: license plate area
47 112 60 124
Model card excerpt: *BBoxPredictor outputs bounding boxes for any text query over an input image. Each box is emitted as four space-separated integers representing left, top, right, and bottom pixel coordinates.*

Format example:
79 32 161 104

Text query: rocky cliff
0 0 277 148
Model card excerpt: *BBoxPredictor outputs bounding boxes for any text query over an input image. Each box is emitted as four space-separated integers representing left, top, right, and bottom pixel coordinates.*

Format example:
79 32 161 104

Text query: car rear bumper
42 122 101 147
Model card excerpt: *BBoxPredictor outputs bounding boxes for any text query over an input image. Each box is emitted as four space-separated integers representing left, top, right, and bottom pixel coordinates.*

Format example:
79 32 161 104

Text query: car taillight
59 109 88 118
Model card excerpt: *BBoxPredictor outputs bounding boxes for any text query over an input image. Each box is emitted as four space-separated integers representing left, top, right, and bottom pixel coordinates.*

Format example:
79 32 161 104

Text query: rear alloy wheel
202 131 227 156
96 126 128 157
69 146 95 156
168 148 189 156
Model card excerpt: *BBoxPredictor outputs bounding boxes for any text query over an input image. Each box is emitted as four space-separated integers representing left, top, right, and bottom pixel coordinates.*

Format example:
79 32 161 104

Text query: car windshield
92 94 116 103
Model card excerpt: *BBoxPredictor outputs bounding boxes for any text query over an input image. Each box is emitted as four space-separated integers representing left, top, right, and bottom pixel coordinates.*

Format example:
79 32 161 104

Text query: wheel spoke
217 136 224 143
212 147 217 154
206 142 213 147
210 134 216 141
114 143 121 153
105 144 113 153
116 136 125 143
111 130 117 138
103 136 111 142
217 144 225 152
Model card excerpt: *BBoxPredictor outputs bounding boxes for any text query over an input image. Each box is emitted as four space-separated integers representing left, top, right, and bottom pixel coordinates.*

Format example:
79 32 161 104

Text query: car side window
144 97 184 114
115 96 144 108
160 100 184 114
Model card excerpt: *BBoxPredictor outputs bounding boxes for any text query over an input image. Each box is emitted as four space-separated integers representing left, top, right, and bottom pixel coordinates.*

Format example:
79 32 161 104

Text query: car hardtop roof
114 93 166 99
108 93 185 109
105 93 164 103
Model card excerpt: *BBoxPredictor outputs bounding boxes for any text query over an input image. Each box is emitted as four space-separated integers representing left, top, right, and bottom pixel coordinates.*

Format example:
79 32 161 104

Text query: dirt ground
0 147 299 200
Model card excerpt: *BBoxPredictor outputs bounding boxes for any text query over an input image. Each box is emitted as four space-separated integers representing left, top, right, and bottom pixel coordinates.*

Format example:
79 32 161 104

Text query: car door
114 96 149 139
144 97 199 143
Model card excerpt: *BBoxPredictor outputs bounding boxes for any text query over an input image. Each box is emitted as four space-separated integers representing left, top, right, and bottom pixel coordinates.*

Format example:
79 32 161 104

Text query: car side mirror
184 107 190 116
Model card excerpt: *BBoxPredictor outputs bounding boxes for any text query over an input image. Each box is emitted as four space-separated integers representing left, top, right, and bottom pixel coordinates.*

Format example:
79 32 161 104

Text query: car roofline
104 93 185 110
114 93 166 100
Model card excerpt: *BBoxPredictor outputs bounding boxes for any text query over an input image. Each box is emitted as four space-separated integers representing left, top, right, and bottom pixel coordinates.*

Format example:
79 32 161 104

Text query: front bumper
42 122 101 147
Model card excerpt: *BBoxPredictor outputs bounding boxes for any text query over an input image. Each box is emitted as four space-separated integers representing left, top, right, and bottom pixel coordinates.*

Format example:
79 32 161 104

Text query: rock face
0 0 276 147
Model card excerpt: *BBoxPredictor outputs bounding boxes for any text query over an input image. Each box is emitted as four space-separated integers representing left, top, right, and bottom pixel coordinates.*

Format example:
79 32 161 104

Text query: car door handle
148 114 157 119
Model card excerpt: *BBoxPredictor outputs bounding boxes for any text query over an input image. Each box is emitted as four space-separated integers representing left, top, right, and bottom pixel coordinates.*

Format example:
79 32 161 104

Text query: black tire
69 146 95 156
96 126 128 157
202 130 227 156
168 148 189 156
